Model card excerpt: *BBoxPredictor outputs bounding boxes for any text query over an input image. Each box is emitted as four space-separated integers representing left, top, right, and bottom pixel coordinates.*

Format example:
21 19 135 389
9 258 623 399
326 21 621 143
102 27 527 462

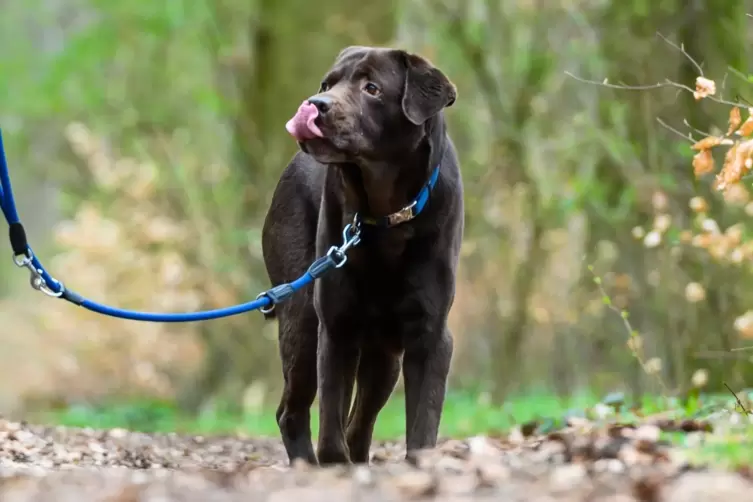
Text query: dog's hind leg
345 349 401 463
275 297 319 465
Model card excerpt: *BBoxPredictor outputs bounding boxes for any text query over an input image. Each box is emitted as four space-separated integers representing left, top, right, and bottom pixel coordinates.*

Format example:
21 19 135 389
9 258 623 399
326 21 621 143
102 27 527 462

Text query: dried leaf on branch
691 136 731 151
692 150 714 178
737 111 753 137
715 140 753 190
693 76 716 100
728 107 742 135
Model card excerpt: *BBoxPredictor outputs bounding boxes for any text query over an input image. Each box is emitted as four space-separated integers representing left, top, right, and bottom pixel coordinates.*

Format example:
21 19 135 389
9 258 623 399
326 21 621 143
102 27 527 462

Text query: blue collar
360 164 441 227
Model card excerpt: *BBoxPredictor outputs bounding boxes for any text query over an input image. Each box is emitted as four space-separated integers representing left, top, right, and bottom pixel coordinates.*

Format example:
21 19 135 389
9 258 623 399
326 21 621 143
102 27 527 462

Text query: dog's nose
307 95 332 115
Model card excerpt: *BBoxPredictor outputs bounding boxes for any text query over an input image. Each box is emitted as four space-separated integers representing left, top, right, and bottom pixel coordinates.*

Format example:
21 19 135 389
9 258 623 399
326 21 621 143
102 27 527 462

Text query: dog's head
286 46 456 164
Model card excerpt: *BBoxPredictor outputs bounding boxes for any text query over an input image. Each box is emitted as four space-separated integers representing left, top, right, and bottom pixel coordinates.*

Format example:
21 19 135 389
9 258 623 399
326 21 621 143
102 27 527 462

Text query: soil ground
1 418 752 501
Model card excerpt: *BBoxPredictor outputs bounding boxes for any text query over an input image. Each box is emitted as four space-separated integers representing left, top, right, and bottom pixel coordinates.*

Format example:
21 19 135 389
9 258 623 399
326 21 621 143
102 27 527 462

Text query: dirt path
0 418 751 501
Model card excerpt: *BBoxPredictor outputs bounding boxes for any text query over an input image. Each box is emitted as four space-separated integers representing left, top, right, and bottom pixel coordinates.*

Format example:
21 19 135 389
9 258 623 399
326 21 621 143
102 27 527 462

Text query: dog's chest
358 226 414 263
350 251 420 320
356 282 429 354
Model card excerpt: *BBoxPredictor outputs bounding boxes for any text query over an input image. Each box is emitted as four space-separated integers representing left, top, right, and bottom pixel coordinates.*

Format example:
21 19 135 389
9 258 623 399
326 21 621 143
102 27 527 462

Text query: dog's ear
400 52 457 125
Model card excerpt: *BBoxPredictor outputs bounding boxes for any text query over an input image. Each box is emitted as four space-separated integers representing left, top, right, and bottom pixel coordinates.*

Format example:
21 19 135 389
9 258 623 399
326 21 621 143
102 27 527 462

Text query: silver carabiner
340 223 361 253
13 251 41 287
11 251 64 297
326 246 348 268
37 280 64 298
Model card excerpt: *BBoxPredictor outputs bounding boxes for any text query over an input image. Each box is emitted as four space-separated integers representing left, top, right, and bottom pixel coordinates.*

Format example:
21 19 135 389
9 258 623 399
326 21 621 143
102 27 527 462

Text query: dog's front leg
403 325 453 453
316 323 358 465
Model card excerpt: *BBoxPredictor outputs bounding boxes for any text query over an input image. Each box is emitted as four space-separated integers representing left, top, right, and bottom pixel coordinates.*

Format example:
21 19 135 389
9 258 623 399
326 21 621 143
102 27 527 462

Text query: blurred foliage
0 0 753 420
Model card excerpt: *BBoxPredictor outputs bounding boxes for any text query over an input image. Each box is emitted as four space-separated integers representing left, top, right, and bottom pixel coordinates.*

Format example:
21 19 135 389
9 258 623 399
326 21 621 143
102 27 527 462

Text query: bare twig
564 72 666 91
564 72 751 109
731 346 753 352
720 72 729 96
682 119 713 139
655 32 704 77
567 27 751 125
724 382 751 415
735 94 753 107
694 350 753 360
587 265 668 393
656 118 696 143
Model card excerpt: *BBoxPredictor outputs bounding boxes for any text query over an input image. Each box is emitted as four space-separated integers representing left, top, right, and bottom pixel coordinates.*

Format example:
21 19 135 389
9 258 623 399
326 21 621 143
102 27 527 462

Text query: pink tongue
285 101 324 141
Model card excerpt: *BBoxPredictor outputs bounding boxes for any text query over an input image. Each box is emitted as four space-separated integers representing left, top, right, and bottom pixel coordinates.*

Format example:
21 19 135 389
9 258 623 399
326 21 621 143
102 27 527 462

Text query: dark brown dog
261 46 463 465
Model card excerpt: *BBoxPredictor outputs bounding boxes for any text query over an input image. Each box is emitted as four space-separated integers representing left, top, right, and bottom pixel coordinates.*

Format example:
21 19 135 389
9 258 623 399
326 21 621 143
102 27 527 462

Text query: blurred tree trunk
487 52 554 404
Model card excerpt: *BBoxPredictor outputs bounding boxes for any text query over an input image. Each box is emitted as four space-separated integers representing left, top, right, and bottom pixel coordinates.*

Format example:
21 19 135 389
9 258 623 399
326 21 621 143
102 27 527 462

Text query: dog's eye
363 82 380 96
319 81 328 92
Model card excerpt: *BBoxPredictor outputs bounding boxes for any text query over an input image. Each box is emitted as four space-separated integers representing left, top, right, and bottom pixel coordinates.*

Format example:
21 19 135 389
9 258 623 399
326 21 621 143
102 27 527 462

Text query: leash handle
0 129 360 323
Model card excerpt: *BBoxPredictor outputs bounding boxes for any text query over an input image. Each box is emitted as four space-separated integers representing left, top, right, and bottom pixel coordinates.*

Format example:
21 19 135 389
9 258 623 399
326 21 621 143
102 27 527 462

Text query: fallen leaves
0 414 750 501
394 471 438 499
633 474 662 502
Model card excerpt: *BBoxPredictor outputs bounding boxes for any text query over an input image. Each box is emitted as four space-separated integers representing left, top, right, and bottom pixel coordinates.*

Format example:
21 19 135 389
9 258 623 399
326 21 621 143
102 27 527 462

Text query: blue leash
0 129 361 322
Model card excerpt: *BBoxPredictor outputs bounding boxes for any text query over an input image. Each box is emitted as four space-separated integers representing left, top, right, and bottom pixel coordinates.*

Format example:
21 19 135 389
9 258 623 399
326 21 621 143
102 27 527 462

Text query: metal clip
12 251 64 297
340 222 361 253
255 216 362 317
326 246 347 268
327 217 362 268
13 251 41 289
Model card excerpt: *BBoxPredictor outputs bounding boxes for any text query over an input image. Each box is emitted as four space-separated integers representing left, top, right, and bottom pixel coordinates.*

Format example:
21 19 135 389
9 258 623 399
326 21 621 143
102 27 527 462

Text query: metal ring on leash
255 293 275 315
12 250 31 268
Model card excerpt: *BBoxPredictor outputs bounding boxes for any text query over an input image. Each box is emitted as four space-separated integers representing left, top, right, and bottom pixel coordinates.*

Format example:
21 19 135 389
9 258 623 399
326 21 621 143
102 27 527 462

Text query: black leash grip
61 288 85 306
307 255 337 279
9 222 28 257
262 283 295 305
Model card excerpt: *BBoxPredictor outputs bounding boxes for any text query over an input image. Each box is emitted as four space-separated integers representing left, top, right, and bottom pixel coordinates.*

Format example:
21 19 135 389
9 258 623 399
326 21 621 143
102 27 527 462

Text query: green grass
661 427 753 468
32 388 753 468
34 389 602 440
